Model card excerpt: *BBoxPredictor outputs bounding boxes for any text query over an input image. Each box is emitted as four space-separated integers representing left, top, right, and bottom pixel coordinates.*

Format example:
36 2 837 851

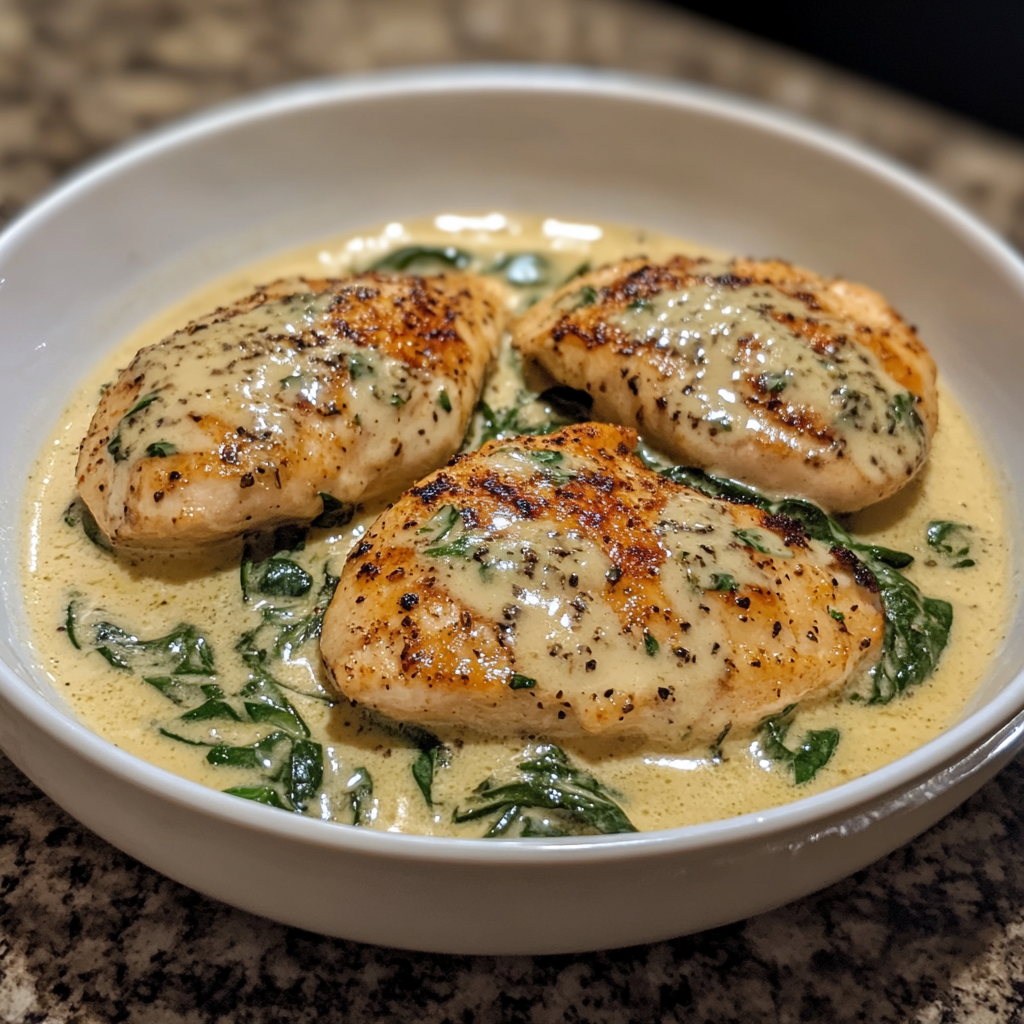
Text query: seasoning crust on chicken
512 256 937 512
320 422 884 748
77 272 505 547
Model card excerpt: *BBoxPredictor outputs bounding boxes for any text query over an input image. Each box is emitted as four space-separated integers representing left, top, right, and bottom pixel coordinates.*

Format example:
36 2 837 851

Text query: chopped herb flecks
886 391 925 437
760 371 790 394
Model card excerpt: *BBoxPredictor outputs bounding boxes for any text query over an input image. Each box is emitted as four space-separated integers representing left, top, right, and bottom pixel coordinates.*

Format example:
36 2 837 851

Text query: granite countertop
2 1 1024 1020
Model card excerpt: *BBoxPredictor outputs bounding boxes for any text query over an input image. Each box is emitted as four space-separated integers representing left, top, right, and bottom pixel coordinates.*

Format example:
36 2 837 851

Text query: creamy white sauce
19 214 1011 835
110 291 431 457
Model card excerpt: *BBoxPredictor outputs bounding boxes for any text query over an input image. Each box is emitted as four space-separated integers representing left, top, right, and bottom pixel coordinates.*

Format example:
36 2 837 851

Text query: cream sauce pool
20 213 1011 835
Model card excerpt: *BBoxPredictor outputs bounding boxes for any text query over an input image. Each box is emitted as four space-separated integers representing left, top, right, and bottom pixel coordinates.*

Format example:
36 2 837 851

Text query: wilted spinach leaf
453 744 636 837
473 402 560 446
146 677 222 707
926 520 975 568
311 492 355 530
371 245 472 273
241 550 313 601
223 785 288 808
63 499 112 552
346 767 374 826
417 504 460 543
106 390 161 462
66 605 215 677
411 743 452 807
491 252 550 287
759 704 840 784
236 566 340 667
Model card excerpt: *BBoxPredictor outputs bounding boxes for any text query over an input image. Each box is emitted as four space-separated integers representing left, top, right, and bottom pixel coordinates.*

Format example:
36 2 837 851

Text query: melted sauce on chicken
322 423 884 747
19 214 1011 834
513 255 937 512
608 274 926 484
77 272 502 547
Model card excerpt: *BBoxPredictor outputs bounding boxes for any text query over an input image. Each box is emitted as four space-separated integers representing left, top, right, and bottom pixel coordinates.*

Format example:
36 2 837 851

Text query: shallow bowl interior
0 66 1022 954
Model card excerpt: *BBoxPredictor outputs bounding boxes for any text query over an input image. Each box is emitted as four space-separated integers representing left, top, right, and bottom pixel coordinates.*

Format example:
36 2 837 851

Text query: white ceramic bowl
1 66 1022 956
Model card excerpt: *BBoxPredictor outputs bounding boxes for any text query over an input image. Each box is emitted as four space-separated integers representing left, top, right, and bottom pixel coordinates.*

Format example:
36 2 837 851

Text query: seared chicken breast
77 273 505 547
512 257 937 512
321 422 883 748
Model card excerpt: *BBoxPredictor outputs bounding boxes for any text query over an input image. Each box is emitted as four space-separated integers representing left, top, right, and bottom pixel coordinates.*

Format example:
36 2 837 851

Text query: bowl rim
2 62 1023 865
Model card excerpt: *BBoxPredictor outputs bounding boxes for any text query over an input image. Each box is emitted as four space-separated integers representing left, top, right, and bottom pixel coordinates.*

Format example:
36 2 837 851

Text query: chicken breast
512 257 938 512
77 272 505 547
321 422 884 748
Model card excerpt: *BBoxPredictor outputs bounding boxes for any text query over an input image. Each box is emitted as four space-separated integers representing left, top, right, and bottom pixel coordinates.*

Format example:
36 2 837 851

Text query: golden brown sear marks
77 272 505 548
512 256 937 512
320 422 883 749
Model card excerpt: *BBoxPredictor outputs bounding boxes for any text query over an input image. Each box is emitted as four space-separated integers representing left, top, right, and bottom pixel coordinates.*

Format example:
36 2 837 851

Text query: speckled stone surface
2 1 1024 1020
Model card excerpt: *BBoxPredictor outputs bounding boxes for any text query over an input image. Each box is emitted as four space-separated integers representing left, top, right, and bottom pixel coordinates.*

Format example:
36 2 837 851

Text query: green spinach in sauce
757 704 840 784
453 744 636 837
58 242 961 831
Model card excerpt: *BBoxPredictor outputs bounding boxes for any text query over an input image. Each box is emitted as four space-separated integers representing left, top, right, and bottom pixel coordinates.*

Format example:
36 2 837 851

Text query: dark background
667 0 1024 140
